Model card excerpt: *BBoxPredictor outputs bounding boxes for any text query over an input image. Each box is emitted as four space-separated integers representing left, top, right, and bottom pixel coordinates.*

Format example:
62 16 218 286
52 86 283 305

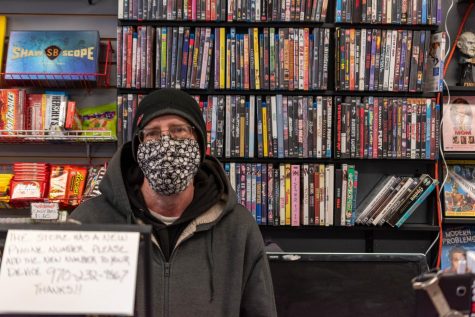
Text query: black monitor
267 252 429 317
0 223 153 317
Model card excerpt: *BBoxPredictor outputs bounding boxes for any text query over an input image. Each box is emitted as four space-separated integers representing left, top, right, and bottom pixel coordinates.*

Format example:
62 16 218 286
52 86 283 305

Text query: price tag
30 202 59 220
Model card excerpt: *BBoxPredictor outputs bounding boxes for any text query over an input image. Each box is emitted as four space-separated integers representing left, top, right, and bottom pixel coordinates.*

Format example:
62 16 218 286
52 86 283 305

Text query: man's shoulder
70 195 125 224
222 203 261 230
226 202 254 218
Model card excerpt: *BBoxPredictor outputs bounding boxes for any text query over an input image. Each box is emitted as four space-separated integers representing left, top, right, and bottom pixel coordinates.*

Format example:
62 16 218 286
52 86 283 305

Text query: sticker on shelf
30 202 59 220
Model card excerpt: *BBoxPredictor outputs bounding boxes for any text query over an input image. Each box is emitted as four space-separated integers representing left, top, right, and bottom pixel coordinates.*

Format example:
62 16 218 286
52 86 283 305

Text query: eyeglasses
138 125 195 143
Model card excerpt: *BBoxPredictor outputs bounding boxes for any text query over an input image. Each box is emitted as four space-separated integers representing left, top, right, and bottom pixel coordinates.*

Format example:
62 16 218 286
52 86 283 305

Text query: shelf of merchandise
0 198 95 221
117 9 441 262
0 41 113 90
118 87 437 97
119 20 440 31
0 130 116 143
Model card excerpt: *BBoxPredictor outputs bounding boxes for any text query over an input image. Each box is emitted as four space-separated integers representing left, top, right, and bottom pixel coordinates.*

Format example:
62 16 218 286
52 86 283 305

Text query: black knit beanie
131 89 206 163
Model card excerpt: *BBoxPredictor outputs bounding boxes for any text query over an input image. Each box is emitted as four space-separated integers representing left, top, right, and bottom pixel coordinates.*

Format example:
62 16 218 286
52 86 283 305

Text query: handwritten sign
0 230 140 315
31 202 59 220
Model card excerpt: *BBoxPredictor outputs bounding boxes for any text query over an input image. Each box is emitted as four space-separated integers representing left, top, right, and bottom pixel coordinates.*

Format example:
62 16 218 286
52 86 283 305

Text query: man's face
452 252 466 271
136 114 201 196
458 32 475 57
454 104 467 116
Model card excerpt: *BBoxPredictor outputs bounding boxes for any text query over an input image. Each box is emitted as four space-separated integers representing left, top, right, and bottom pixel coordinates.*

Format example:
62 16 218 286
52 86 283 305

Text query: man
444 246 468 274
71 89 277 317
457 31 475 86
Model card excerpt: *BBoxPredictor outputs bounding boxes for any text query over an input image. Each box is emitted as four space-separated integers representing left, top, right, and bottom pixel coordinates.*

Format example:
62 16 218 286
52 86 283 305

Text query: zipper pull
164 263 170 277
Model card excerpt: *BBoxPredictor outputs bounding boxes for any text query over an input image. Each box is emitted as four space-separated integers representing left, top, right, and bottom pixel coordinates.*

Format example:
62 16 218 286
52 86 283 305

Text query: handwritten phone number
46 267 129 284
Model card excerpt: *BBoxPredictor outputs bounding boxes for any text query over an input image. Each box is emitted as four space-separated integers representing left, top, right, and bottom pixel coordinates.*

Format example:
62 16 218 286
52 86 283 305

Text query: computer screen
268 252 428 317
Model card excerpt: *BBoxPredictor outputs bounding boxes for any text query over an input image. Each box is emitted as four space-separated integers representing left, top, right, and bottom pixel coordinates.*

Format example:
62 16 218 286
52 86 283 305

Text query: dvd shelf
117 0 442 261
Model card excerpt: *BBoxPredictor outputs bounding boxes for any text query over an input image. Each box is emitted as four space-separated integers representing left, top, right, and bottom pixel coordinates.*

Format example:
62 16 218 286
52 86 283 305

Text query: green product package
77 102 117 139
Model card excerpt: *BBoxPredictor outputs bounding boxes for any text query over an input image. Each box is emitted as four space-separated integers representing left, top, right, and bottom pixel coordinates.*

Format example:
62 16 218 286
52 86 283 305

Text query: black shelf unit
218 157 437 163
119 20 440 31
119 20 330 28
445 86 475 95
260 223 439 231
443 152 475 160
118 87 437 98
0 208 31 218
444 218 475 225
260 224 438 254
116 0 442 265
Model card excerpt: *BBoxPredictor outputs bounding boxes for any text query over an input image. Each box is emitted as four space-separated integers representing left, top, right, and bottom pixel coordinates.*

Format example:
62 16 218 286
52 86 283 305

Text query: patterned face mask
137 136 201 196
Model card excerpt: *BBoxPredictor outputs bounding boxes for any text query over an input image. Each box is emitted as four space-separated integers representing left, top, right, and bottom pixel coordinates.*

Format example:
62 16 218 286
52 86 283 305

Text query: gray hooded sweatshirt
70 144 277 317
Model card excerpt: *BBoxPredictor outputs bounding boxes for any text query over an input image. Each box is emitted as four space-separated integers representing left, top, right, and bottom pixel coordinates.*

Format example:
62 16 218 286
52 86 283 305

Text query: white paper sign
0 229 140 315
31 202 59 220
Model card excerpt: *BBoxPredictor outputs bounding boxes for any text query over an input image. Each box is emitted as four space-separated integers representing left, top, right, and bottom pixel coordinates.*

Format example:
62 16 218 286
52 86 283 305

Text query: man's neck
141 179 194 218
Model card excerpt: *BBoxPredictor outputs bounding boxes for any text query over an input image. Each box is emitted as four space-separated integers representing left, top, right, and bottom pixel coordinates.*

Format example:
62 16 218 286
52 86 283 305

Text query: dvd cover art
424 32 446 92
443 96 475 151
5 31 100 80
441 225 475 272
444 163 475 217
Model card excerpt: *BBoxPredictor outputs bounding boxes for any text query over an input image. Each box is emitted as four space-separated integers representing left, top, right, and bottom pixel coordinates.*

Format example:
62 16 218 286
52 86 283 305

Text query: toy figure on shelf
457 31 475 87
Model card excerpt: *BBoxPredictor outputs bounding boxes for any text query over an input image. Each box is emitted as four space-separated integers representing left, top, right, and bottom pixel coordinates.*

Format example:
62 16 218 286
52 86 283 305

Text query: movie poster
441 225 475 272
444 162 475 217
443 96 475 152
